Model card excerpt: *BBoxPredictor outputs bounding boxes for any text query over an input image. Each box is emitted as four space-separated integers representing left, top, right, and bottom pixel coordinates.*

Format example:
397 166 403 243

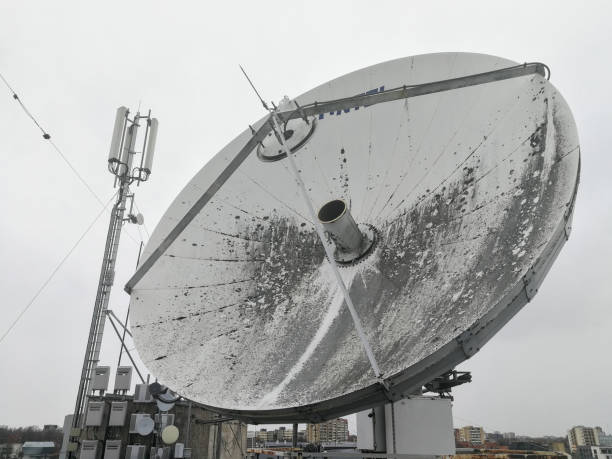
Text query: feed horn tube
317 199 364 253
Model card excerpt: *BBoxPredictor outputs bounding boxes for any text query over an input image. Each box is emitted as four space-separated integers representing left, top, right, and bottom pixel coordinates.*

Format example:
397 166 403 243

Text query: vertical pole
185 402 192 448
292 423 298 448
390 402 396 455
215 422 223 459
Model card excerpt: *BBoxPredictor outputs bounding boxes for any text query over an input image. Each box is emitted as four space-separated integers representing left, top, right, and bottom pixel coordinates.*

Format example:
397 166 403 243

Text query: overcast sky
0 0 610 438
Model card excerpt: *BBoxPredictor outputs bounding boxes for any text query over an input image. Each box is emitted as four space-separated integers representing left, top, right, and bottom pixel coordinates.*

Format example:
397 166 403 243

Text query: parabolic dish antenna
156 399 175 412
135 415 155 436
127 52 579 422
161 425 180 445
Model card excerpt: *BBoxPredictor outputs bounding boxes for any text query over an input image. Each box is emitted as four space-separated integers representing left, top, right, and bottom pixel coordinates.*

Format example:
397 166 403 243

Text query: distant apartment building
457 426 486 445
256 428 276 443
504 432 517 440
248 427 307 446
591 446 612 459
574 445 595 459
594 428 612 447
276 427 302 442
598 434 612 447
306 418 349 443
247 431 257 448
568 426 599 452
551 441 568 453
276 427 292 442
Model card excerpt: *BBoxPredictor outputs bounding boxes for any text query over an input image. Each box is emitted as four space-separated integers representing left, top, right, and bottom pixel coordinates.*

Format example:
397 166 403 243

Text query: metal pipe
215 422 223 459
317 199 363 254
106 315 145 383
185 402 192 447
118 241 142 366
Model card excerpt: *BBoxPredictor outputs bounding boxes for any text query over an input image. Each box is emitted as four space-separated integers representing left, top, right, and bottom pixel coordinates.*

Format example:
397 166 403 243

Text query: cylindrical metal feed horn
317 199 363 253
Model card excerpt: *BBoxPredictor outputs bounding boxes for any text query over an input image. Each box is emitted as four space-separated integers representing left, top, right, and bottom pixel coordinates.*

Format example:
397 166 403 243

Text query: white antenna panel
109 106 128 161
143 118 158 173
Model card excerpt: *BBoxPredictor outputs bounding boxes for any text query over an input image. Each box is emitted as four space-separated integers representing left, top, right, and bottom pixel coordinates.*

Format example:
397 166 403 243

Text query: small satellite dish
161 425 180 445
135 415 154 436
156 399 175 411
128 52 580 422
149 382 180 406
129 213 145 225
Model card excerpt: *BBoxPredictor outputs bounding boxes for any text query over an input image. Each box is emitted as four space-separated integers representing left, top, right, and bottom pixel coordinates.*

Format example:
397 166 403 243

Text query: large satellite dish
126 52 579 422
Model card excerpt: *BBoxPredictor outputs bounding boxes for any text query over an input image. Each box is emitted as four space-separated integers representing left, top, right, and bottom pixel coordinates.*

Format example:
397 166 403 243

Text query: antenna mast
68 107 158 454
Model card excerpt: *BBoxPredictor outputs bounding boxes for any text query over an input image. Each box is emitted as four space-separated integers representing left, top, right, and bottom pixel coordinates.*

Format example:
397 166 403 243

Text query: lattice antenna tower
69 107 159 450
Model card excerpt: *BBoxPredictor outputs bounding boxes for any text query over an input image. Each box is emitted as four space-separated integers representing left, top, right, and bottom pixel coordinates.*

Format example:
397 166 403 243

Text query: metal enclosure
85 402 105 427
133 384 153 403
128 414 152 434
91 367 111 392
104 441 122 459
154 413 175 429
384 397 454 455
109 401 128 426
114 367 133 392
125 445 146 459
356 406 386 452
150 447 171 459
127 52 580 421
80 441 99 459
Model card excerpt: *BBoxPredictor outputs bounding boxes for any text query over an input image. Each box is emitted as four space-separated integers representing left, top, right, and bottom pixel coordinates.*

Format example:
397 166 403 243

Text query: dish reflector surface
129 53 579 417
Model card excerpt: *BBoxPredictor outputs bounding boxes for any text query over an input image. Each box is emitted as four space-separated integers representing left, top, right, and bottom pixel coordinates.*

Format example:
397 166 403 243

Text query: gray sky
0 0 610 438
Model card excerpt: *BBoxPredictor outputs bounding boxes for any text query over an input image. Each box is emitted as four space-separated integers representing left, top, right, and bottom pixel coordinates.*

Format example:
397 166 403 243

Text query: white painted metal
133 383 153 403
58 414 73 459
119 122 137 174
125 445 147 459
129 414 150 434
156 399 175 411
104 441 122 459
128 52 580 415
150 447 171 459
114 366 133 392
91 366 110 392
85 401 105 426
143 118 158 173
384 397 454 455
356 406 386 452
133 415 154 436
79 441 99 459
155 413 175 429
108 401 128 426
109 107 128 161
